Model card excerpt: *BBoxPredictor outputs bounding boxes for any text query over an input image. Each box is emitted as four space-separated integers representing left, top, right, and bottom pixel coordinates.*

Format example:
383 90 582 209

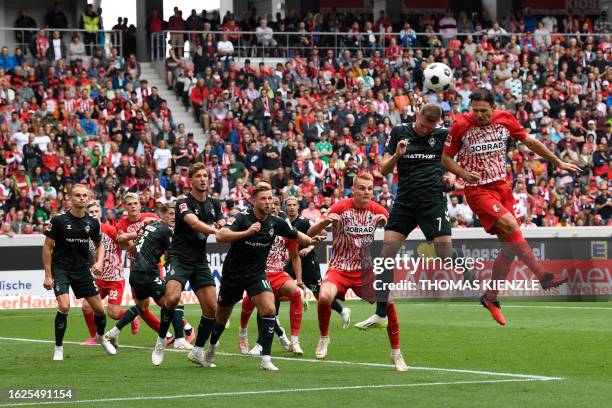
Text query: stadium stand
0 6 610 237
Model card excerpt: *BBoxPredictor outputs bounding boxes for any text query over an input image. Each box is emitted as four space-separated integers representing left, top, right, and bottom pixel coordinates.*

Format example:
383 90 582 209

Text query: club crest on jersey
269 227 274 237
429 137 435 147
85 224 91 233
493 204 501 213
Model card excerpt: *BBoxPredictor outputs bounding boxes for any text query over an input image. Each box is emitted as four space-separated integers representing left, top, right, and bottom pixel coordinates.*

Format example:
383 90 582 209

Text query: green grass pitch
0 300 610 407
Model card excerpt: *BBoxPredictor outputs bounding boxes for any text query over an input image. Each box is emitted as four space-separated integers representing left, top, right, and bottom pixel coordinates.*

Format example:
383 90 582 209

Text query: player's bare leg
316 282 339 359
86 294 117 356
188 286 217 363
279 280 303 355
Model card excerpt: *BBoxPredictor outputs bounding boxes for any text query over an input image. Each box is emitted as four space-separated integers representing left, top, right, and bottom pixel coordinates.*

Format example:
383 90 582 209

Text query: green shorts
129 274 166 301
52 267 98 299
166 258 216 292
217 273 272 308
386 199 451 241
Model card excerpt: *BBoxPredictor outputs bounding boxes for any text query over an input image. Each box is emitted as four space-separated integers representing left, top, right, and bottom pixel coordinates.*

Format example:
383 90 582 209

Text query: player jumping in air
239 196 305 356
206 182 322 370
80 201 133 345
42 184 116 360
356 104 467 330
308 173 408 371
441 88 581 325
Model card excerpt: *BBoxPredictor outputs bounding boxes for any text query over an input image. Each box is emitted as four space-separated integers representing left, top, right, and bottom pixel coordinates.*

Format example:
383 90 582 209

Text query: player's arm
441 152 481 184
42 236 54 290
294 230 324 247
184 213 219 235
215 213 258 242
92 240 104 275
521 135 582 173
288 244 304 288
307 217 333 237
381 128 407 176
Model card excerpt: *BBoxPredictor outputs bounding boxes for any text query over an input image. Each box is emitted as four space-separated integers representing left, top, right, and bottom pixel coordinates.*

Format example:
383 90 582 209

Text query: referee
42 184 116 360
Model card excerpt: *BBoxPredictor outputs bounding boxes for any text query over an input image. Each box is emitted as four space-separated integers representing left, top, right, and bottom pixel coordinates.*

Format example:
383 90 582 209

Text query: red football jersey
444 110 527 186
266 235 299 274
324 198 388 271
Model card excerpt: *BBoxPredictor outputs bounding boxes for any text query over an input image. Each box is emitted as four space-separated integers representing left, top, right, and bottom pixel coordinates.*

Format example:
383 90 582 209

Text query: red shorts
94 279 125 305
323 268 376 303
465 181 519 234
267 271 293 298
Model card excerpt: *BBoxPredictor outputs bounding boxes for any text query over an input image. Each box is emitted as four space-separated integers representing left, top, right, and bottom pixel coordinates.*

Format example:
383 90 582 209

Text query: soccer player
42 184 116 360
307 173 408 371
106 203 185 349
441 88 581 325
355 104 464 329
284 196 351 327
239 197 305 356
203 182 321 371
80 201 134 345
153 163 225 366
117 193 194 345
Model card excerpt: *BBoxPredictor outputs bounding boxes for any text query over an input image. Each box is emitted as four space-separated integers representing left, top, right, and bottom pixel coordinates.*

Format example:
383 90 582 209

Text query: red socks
83 310 96 337
289 290 303 337
116 309 126 320
504 229 545 281
386 303 400 350
140 309 161 332
240 295 255 329
317 301 331 337
487 249 514 300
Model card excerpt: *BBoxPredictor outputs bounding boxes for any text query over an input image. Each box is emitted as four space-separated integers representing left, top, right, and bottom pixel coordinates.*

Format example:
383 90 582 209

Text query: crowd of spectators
0 6 611 236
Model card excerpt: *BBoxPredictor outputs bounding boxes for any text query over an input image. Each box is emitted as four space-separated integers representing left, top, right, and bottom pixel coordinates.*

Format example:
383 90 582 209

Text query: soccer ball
424 63 454 92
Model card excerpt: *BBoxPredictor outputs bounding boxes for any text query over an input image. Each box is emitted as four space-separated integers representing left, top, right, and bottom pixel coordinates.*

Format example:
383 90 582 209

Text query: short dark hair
469 88 495 106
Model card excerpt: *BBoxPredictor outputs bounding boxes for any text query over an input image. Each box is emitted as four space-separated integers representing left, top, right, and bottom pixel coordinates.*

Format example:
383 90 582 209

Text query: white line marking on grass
0 378 549 407
0 336 565 381
407 303 612 311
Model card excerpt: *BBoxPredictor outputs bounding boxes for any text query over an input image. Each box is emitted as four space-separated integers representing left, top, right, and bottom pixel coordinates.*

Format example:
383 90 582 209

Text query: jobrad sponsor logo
468 141 505 153
344 225 375 235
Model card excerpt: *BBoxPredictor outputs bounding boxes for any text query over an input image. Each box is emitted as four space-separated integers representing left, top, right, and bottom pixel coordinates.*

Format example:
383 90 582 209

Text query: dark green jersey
385 123 448 202
222 208 298 282
285 216 319 275
132 221 173 279
44 211 101 272
170 193 222 263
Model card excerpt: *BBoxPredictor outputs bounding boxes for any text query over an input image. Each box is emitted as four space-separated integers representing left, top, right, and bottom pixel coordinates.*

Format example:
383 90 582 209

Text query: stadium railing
149 30 609 62
0 27 124 58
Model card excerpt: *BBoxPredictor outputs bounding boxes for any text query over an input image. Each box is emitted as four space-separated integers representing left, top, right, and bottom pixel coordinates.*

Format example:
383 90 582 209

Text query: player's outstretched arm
215 222 260 243
289 247 304 288
441 153 481 184
295 230 323 247
183 213 218 235
307 217 333 237
521 135 582 173
42 237 54 290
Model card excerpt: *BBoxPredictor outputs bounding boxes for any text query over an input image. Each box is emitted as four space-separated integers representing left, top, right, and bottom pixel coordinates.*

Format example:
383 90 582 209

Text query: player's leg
251 290 279 370
386 302 408 371
105 280 126 321
152 279 182 366
356 228 409 328
238 294 254 354
105 299 144 347
86 293 117 355
316 280 339 359
53 293 70 361
189 285 217 352
80 298 97 344
279 279 303 355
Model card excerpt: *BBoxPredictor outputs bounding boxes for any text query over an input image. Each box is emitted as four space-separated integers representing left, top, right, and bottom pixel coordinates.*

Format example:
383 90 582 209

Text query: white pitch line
0 378 546 407
0 336 564 381
407 303 612 311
